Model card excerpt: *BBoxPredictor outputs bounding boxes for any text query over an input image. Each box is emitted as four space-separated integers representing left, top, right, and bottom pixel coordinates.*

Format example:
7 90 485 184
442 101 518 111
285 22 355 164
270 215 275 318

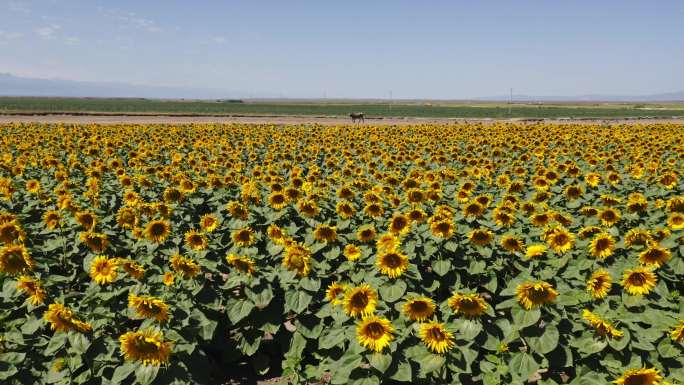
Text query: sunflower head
402 297 435 322
545 227 574 254
0 244 34 275
325 282 348 305
90 256 118 285
128 294 169 323
282 242 311 276
500 235 524 253
199 214 219 232
43 303 92 333
589 233 615 260
343 284 377 318
612 368 662 385
144 219 171 243
419 321 455 354
313 224 337 243
525 244 547 259
586 270 612 299
670 320 684 343
389 213 410 234
468 228 493 246
184 229 208 251
356 315 394 352
376 250 409 278
621 267 657 296
226 253 256 275
17 275 46 305
376 233 400 252
448 292 488 317
343 244 362 261
516 281 558 310
0 221 25 245
430 220 454 238
119 328 172 366
598 208 621 226
638 244 671 268
170 254 200 279
232 227 256 247
357 225 377 243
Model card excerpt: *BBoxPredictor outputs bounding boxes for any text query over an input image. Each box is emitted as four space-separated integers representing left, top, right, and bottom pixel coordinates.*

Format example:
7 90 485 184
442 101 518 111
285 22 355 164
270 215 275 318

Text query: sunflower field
0 122 683 385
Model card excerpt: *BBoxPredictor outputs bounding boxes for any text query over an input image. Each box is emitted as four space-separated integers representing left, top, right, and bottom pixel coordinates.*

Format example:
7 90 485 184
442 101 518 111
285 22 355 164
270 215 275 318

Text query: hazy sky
1 0 683 99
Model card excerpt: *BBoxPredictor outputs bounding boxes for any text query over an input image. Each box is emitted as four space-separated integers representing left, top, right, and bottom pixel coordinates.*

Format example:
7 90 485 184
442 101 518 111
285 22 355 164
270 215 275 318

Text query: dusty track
1 114 684 125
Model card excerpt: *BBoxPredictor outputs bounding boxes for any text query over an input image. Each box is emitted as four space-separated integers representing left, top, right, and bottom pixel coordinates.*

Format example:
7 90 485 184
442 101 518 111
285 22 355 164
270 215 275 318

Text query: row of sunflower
0 122 682 385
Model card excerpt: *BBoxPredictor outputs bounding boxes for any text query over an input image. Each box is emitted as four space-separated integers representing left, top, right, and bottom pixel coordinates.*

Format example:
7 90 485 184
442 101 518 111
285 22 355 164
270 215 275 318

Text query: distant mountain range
1 73 683 102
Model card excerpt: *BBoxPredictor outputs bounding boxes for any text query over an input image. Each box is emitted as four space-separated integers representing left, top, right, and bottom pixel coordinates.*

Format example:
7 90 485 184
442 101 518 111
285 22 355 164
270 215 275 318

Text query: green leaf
432 260 451 276
227 300 255 323
509 353 539 381
418 352 445 375
379 281 407 303
319 327 347 349
45 333 68 356
0 352 25 364
607 328 630 351
457 319 483 341
390 361 412 382
67 332 91 354
284 290 312 313
368 352 392 372
511 307 540 328
135 364 159 385
111 362 136 383
351 376 380 385
526 325 559 354
300 277 321 292
656 338 680 358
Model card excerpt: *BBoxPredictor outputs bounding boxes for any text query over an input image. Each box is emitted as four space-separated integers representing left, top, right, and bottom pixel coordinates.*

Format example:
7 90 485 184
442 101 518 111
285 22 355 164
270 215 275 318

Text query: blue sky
1 0 683 99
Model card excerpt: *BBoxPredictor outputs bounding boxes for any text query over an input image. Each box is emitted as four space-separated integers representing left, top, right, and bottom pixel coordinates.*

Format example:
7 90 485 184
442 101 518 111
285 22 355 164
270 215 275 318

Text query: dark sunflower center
351 293 369 308
595 238 611 250
624 374 651 385
427 327 446 341
382 253 402 268
629 273 646 286
365 322 385 339
151 223 166 236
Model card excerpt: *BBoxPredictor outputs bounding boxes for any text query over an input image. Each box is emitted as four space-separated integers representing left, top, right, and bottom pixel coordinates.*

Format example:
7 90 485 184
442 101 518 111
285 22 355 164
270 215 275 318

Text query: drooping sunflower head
90 256 118 285
267 224 287 245
448 292 488 318
516 281 558 310
0 244 34 275
402 297 435 322
586 270 612 299
500 235 524 253
119 328 172 366
116 207 138 229
226 253 256 275
621 267 657 296
0 221 25 245
199 213 219 232
43 303 92 333
325 282 348 305
297 199 320 218
578 226 602 240
670 320 684 343
226 200 249 220
232 227 256 247
638 244 671 268
144 219 171 243
357 225 377 243
612 368 662 385
170 254 201 279
184 229 208 251
582 309 623 339
344 284 378 318
624 228 653 248
589 233 615 260
128 294 169 323
419 321 455 354
313 224 337 243
119 258 145 280
282 242 311 277
525 244 547 259
17 275 46 305
79 231 109 253
75 210 97 231
468 228 493 246
356 315 394 352
43 210 61 230
343 244 362 261
376 250 409 278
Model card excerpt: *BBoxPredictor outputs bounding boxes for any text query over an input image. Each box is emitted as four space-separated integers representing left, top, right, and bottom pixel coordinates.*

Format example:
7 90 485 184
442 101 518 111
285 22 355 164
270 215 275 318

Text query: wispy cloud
99 7 163 33
0 30 24 45
212 36 226 44
7 1 31 13
35 24 61 39
64 36 80 45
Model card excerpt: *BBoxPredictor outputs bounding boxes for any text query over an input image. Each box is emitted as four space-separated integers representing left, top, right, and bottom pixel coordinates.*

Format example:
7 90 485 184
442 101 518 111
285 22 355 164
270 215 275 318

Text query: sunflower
232 227 256 247
267 224 287 245
578 226 602 240
638 244 671 268
621 267 657 296
388 213 410 235
493 209 515 227
468 228 493 246
430 219 454 238
313 224 337 243
170 254 201 279
419 321 455 354
667 212 684 230
325 282 347 305
0 221 25 244
448 292 488 317
43 210 61 230
356 316 394 352
343 284 378 318
524 244 546 259
75 210 97 230
671 320 684 343
162 272 175 286
128 294 169 323
357 225 377 243
119 258 145 280
516 281 558 310
463 201 485 218
402 297 435 322
407 208 427 223
79 231 109 253
582 309 623 339
500 235 524 253
336 200 356 219
116 207 137 229
624 229 652 248
297 199 319 217
586 270 612 299
90 256 118 285
184 229 208 251
612 368 662 385
226 253 256 275
0 244 34 275
119 328 172 366
267 191 288 210
598 208 621 227
376 232 400 252
163 187 184 203
545 227 574 254
282 242 311 276
589 233 615 260
226 200 249 220
344 244 362 261
17 275 46 305
199 214 219 232
26 179 41 194
376 249 409 278
144 219 171 243
43 303 92 333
